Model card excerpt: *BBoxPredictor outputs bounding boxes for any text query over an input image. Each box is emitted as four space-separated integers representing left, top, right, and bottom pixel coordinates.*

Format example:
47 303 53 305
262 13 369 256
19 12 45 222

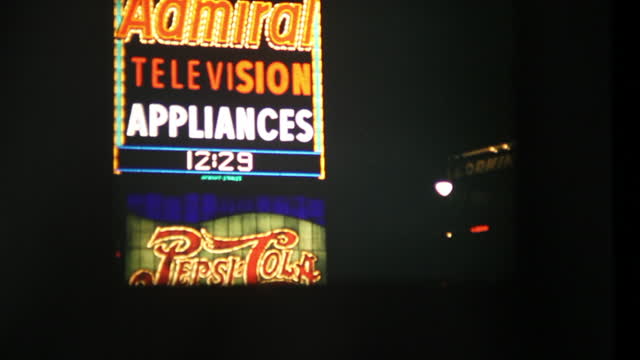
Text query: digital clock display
186 150 253 172
113 0 325 180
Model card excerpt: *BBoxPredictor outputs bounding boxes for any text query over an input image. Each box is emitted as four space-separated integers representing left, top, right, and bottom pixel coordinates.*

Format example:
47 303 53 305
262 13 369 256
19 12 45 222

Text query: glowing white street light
434 180 453 197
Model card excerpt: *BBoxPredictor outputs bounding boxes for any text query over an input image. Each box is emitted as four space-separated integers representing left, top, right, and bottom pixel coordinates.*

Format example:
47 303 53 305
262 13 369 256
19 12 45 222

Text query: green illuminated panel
125 213 327 286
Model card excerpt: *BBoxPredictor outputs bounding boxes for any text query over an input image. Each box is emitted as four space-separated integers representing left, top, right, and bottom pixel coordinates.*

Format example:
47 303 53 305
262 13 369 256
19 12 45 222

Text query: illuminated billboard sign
123 193 327 286
449 153 513 179
447 143 514 180
113 0 325 180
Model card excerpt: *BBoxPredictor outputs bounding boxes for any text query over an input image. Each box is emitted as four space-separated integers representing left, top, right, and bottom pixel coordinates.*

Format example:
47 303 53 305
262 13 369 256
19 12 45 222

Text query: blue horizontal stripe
127 193 326 225
117 168 321 177
119 145 320 156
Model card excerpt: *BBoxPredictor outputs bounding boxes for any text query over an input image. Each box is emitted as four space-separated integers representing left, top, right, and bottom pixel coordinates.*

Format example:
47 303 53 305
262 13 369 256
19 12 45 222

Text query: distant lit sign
124 193 327 286
449 153 514 179
113 0 325 179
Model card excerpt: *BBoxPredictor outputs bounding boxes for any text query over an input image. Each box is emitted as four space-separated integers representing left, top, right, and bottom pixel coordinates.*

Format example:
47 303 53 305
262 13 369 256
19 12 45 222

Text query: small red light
115 250 121 258
470 225 490 233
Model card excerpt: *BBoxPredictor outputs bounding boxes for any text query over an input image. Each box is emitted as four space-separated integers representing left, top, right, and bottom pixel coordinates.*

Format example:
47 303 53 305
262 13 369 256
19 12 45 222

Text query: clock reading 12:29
186 150 253 172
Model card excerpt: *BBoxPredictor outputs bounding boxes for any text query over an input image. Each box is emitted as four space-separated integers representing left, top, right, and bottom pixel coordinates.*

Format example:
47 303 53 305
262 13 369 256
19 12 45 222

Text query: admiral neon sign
113 0 325 180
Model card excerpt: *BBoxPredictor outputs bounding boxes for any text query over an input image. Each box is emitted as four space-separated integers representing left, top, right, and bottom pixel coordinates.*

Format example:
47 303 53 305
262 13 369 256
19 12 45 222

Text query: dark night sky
322 0 515 282
4 1 612 359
